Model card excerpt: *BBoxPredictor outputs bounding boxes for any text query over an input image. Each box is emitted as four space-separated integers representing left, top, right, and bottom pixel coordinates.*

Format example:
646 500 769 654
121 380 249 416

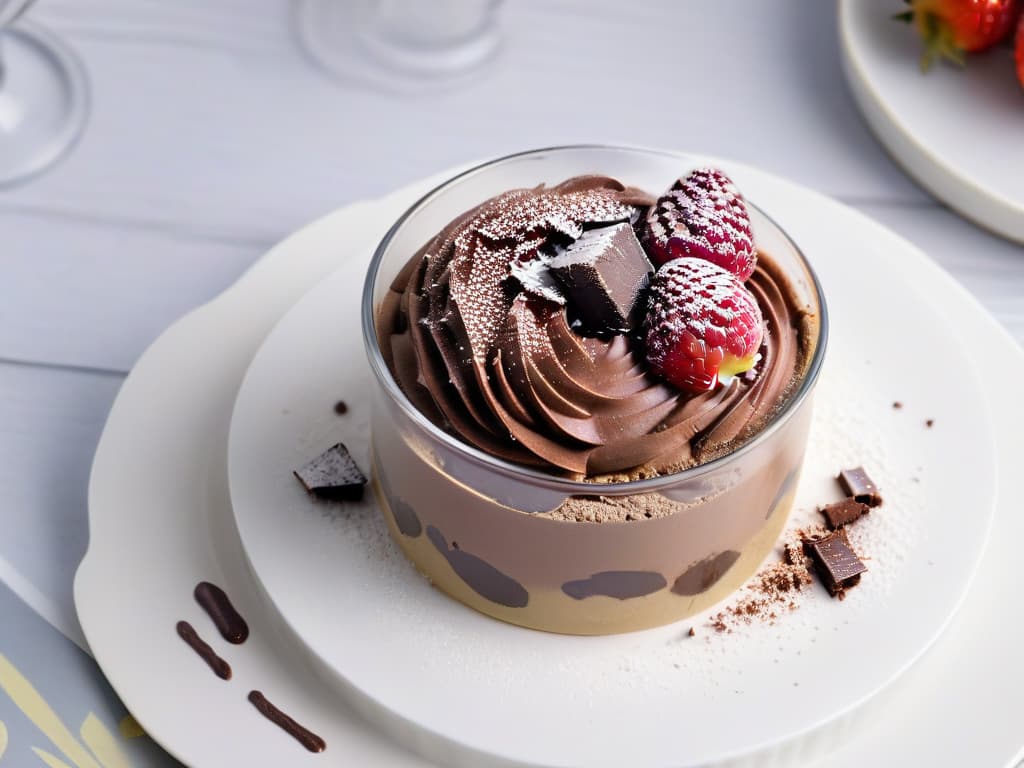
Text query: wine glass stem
0 0 39 89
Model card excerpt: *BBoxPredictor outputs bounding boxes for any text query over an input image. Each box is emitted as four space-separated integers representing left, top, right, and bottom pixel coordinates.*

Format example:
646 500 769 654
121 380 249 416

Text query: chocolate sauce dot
194 582 249 644
333 400 348 415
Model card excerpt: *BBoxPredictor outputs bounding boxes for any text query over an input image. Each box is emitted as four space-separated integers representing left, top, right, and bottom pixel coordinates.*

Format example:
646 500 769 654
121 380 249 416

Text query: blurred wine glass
296 0 502 92
0 0 88 186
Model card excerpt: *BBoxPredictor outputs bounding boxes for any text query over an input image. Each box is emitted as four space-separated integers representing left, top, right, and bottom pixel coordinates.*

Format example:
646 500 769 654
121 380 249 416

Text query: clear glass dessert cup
362 146 828 635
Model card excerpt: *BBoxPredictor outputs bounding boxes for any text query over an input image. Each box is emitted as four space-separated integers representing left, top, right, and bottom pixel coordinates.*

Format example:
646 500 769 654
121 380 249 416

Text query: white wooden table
1 0 1021 763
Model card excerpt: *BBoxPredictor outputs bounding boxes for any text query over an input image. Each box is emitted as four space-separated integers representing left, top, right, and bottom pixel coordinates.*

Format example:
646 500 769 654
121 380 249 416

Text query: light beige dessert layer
374 473 797 636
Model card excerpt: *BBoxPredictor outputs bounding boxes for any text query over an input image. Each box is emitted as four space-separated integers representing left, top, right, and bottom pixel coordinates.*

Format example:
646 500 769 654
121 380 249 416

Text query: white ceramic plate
226 151 994 768
839 0 1024 243
76 158 1024 768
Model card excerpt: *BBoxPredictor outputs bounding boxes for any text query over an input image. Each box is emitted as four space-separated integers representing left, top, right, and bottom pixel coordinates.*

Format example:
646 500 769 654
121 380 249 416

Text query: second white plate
227 152 996 767
840 0 1024 243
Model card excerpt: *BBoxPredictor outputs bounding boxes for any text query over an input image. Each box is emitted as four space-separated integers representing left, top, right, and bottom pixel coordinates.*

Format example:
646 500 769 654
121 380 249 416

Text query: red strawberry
642 167 757 281
643 257 764 395
895 0 1019 70
1016 13 1024 88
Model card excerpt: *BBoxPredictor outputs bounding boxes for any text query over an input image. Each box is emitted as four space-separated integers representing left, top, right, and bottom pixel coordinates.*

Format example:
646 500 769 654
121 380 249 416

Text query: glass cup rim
361 144 830 494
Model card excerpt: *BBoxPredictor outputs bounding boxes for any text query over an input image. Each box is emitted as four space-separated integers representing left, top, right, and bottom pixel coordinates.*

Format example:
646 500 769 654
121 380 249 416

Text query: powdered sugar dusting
644 257 763 392
509 254 565 305
447 189 632 361
644 167 756 279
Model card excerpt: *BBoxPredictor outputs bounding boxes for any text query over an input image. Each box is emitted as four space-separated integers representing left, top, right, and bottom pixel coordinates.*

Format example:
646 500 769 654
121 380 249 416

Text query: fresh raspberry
642 167 756 280
643 257 764 394
895 0 1019 70
1016 13 1024 89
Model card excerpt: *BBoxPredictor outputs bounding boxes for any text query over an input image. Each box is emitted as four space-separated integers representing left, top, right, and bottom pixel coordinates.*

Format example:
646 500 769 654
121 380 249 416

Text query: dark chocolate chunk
548 222 653 334
294 442 367 501
837 466 882 507
819 498 870 530
802 529 867 596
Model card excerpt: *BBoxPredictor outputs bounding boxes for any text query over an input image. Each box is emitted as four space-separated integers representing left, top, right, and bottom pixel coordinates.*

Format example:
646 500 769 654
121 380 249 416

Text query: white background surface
1 0 1022 721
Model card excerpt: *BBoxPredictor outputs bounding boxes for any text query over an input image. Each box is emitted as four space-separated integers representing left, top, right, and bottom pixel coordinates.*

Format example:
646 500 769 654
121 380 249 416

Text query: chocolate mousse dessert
377 169 815 481
367 158 825 635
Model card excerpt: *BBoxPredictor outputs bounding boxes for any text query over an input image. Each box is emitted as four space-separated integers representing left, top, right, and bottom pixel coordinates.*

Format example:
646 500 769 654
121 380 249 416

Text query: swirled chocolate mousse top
377 170 816 481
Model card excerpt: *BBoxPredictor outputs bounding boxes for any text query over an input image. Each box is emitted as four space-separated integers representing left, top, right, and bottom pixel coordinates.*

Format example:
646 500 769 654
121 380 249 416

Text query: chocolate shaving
837 466 882 507
819 498 870 530
802 529 867 597
294 442 367 501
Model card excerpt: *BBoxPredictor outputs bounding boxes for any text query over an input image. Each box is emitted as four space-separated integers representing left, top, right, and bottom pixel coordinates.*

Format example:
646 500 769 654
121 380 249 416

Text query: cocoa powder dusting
703 493 879 636
542 491 711 523
706 530 819 634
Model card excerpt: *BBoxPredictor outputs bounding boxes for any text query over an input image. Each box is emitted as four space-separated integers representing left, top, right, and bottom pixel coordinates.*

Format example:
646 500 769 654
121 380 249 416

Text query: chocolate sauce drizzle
176 621 231 680
194 581 249 644
247 691 326 753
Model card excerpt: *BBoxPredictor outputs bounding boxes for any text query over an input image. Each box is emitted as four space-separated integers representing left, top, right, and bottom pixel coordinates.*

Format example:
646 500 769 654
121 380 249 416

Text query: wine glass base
295 0 501 94
0 20 89 187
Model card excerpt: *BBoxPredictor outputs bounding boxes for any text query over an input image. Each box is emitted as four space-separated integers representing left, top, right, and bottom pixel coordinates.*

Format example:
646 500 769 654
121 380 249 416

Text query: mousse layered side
370 385 814 634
